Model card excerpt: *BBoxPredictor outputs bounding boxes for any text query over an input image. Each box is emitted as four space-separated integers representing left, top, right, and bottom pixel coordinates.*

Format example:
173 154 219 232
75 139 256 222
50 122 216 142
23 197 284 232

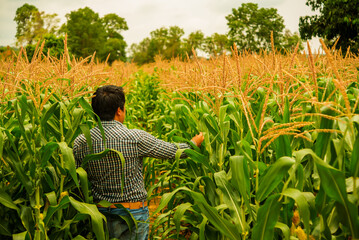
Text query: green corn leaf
316 161 359 237
314 105 335 159
350 123 359 178
44 191 57 206
12 231 29 240
252 194 281 240
0 189 19 211
274 222 290 240
0 128 4 160
190 191 242 240
76 167 89 203
214 171 246 232
281 188 311 237
41 102 59 127
203 114 223 143
109 149 126 197
173 202 192 238
199 216 207 240
184 149 215 173
3 130 33 194
81 149 111 169
257 157 295 202
193 176 219 206
79 97 95 119
72 235 87 240
152 186 190 216
65 108 84 143
13 101 34 156
80 124 93 154
295 148 359 238
69 197 107 240
97 119 107 149
230 156 250 203
219 105 229 125
58 142 79 187
0 218 11 236
40 142 59 168
274 97 292 158
43 195 70 225
230 156 252 219
20 206 34 237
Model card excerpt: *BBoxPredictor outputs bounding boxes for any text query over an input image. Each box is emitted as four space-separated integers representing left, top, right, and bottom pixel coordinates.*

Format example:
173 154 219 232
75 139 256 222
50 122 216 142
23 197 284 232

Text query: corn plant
0 91 108 239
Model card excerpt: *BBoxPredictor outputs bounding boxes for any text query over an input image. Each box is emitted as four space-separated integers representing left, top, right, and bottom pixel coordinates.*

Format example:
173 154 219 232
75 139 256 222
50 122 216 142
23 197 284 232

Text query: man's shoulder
116 127 148 141
73 133 87 146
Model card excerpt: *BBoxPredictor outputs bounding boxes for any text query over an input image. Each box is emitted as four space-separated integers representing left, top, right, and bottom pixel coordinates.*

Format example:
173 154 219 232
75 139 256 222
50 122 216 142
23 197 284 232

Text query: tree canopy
226 3 285 52
14 4 59 46
225 3 303 53
130 26 187 64
299 0 359 53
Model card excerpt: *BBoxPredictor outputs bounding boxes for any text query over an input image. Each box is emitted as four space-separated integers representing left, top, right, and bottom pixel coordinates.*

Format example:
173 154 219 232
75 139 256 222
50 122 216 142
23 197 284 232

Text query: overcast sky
0 0 320 50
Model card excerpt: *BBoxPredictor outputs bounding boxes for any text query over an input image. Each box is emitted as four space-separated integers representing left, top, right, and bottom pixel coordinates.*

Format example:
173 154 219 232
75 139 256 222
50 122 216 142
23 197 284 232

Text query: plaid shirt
73 120 190 203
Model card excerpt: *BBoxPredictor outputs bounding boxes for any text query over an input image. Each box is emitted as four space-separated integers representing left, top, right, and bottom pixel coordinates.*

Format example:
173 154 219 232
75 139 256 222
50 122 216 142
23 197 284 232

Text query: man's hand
191 132 204 147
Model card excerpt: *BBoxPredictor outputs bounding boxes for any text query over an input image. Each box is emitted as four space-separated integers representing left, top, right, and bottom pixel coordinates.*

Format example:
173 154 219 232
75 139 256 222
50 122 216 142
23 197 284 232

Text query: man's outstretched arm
138 131 204 159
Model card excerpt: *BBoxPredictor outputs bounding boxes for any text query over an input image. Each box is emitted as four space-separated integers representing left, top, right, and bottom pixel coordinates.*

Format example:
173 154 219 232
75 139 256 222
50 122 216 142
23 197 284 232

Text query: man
73 85 204 240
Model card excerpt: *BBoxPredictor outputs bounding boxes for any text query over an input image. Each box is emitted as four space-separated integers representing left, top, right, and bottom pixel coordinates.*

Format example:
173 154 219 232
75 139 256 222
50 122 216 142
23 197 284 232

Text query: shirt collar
99 120 124 127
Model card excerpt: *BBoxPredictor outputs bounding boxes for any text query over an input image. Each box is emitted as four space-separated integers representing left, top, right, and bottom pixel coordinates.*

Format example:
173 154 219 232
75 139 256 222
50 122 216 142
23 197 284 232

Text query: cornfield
0 40 358 240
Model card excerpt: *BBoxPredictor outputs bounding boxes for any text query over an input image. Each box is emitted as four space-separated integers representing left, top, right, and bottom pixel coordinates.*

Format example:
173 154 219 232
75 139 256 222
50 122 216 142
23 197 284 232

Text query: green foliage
299 0 359 53
183 30 205 58
2 63 359 239
204 33 230 56
62 7 106 59
14 4 60 46
226 3 285 52
0 90 109 239
62 7 128 62
226 3 303 53
130 26 186 64
142 72 359 239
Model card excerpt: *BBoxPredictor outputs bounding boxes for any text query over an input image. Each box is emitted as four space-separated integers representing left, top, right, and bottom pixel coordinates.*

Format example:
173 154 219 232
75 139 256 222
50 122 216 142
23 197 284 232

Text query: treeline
3 0 359 64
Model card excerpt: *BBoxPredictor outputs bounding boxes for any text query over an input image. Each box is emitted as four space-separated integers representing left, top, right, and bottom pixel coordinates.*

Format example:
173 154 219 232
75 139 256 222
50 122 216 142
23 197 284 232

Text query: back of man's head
92 85 125 121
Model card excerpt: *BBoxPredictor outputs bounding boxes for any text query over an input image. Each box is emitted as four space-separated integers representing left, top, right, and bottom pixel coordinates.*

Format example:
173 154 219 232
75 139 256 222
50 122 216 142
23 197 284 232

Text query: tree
61 7 128 62
99 13 128 63
226 3 285 52
14 4 59 46
62 7 106 59
129 38 152 65
280 30 304 53
299 0 359 53
130 26 185 64
183 30 205 58
101 38 127 63
102 13 128 39
203 33 229 56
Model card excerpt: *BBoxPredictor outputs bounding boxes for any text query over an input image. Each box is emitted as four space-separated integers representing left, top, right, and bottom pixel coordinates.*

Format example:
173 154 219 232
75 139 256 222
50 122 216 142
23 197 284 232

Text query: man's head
92 85 125 122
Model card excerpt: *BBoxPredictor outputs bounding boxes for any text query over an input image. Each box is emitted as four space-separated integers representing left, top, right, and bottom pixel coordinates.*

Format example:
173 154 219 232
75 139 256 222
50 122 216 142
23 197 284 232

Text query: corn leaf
58 142 79 187
0 189 19 211
281 188 311 237
257 157 295 202
252 194 281 240
214 171 246 232
76 167 89 203
69 197 107 240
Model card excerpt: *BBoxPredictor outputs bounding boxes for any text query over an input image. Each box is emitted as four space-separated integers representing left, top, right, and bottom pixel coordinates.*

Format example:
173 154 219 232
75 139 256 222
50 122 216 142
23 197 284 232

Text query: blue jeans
98 206 149 240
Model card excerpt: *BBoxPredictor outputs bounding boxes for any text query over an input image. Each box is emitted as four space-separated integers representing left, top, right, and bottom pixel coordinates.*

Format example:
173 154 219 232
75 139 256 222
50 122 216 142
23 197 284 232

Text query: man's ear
116 107 122 116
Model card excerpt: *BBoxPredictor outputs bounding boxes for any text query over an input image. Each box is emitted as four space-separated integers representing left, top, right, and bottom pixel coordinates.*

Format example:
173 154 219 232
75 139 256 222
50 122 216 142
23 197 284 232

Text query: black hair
91 85 125 121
